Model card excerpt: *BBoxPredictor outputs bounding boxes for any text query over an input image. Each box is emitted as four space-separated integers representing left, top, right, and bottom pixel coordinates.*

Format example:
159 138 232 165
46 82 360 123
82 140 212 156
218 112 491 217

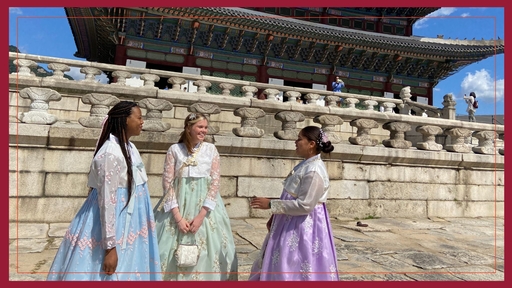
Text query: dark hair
94 101 139 209
179 113 209 153
300 126 334 154
469 92 476 98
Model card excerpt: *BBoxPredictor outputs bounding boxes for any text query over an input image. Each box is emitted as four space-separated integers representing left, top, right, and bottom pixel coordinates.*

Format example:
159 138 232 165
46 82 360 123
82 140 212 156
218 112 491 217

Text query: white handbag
175 243 200 268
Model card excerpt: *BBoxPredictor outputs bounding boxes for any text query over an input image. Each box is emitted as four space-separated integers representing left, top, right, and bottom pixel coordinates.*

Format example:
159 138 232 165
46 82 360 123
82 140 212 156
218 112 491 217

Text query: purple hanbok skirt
249 191 339 281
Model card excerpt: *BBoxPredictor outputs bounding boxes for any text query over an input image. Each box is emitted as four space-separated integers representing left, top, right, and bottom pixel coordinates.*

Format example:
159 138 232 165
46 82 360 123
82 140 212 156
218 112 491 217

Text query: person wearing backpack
464 92 478 122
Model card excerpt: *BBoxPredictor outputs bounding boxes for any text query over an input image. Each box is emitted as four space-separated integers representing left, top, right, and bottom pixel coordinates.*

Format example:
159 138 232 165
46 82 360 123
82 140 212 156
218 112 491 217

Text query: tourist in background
47 101 162 281
464 92 477 122
249 126 339 281
153 113 238 280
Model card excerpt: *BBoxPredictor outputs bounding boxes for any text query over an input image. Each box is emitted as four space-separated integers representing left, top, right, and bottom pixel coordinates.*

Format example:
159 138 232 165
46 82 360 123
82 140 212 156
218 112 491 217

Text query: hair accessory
188 113 197 120
317 128 328 148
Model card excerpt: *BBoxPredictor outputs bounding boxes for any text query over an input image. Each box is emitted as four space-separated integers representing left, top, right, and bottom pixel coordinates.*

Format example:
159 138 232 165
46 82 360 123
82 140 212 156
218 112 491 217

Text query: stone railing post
284 91 301 103
263 88 281 101
313 115 344 143
18 87 62 125
189 103 221 142
363 100 378 111
348 119 379 146
219 83 236 96
138 98 173 132
232 107 266 138
382 102 396 113
344 98 360 109
324 95 340 107
444 128 472 153
140 74 160 89
80 67 102 83
47 63 71 80
193 80 212 94
382 122 412 149
111 71 132 86
168 77 187 91
498 133 504 155
304 93 320 105
11 59 38 77
274 111 305 140
416 125 443 151
241 86 258 98
472 131 497 154
78 93 120 128
441 93 456 120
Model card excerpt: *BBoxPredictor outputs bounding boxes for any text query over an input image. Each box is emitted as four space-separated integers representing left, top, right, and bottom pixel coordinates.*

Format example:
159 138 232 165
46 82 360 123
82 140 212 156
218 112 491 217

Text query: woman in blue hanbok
47 101 162 281
153 113 237 280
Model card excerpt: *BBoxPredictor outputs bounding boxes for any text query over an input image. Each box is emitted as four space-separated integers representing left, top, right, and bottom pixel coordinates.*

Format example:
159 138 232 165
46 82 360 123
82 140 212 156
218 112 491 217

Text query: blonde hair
179 113 209 153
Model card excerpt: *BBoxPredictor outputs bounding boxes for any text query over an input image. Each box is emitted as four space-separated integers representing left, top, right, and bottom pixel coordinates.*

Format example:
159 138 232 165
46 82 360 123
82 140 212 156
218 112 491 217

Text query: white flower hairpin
188 113 197 120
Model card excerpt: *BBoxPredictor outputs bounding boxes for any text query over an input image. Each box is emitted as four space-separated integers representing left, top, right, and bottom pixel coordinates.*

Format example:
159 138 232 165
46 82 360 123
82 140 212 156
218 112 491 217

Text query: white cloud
65 67 109 84
9 8 23 14
461 13 470 17
414 7 457 29
460 69 504 102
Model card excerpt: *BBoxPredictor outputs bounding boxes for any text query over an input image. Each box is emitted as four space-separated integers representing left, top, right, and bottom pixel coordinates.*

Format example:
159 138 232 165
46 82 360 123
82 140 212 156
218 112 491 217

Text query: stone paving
9 217 504 281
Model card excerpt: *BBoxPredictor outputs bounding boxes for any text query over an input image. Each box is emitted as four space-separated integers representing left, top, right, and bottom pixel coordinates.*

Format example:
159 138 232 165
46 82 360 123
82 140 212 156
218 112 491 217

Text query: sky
8 7 504 117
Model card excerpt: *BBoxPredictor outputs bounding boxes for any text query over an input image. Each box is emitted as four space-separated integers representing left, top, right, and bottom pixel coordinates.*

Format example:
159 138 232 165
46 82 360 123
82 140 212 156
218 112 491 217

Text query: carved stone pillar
382 122 412 149
12 59 38 77
140 74 160 89
232 107 266 138
219 83 236 96
382 102 396 113
241 86 258 98
168 77 187 91
193 80 212 94
313 115 344 144
416 125 443 151
78 93 120 128
111 71 132 86
472 131 497 154
18 87 62 125
47 63 71 80
138 98 173 132
284 91 301 103
304 93 320 105
189 103 221 143
80 67 102 83
348 119 379 146
441 93 456 120
363 100 378 111
324 95 340 107
444 128 472 153
498 133 504 155
263 88 281 101
274 111 305 140
345 98 360 109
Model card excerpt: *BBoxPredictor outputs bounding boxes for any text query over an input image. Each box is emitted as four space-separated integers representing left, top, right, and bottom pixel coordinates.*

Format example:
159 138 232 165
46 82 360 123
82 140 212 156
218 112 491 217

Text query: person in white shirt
153 113 238 280
463 92 477 122
249 126 339 281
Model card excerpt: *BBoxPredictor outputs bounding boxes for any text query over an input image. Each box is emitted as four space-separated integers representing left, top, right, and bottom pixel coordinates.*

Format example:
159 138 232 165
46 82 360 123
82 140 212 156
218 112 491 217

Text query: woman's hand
189 207 208 234
103 247 118 276
250 197 271 209
176 218 190 233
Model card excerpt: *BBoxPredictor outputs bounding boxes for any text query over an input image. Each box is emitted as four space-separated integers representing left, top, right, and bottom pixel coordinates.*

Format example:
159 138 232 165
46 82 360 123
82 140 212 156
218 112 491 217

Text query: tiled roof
148 7 503 57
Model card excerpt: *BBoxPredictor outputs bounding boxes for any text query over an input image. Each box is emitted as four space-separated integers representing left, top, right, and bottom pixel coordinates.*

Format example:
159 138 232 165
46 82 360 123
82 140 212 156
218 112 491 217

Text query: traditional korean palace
65 7 504 104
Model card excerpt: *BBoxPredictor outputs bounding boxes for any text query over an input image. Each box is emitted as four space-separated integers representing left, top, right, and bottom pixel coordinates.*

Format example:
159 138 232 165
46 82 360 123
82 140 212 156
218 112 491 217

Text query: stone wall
10 121 504 227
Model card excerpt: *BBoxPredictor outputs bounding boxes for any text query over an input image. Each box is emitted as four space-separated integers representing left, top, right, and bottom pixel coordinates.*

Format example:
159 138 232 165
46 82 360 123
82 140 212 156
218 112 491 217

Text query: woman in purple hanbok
249 126 339 281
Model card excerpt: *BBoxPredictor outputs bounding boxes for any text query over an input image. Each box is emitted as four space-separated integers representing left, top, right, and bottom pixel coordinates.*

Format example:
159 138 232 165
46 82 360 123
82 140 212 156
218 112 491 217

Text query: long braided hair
94 101 139 209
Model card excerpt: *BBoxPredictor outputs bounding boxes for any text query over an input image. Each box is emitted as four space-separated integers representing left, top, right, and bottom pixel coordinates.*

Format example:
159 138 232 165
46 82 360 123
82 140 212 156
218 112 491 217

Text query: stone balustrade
9 52 504 156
